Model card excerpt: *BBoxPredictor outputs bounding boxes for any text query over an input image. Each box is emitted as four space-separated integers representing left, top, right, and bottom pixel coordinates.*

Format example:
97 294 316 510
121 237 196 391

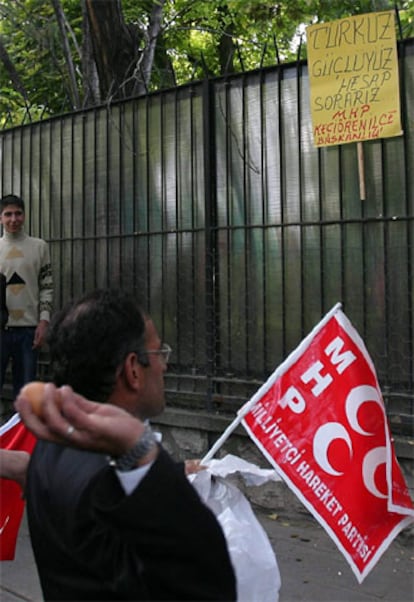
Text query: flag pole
202 378 276 463
201 411 249 463
357 142 366 201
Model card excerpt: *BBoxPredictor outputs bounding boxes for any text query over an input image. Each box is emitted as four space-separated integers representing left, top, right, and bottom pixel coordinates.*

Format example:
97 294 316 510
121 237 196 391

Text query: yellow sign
306 11 402 147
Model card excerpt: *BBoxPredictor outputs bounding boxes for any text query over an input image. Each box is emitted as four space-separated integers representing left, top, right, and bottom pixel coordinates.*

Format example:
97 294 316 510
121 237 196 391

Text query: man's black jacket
26 442 236 601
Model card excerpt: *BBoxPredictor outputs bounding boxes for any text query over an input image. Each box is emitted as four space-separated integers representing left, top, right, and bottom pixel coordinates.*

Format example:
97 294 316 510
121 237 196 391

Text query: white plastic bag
190 464 281 602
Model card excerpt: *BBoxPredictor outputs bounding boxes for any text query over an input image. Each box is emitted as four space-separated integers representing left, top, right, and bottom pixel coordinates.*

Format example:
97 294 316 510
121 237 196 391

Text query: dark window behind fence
1 39 413 438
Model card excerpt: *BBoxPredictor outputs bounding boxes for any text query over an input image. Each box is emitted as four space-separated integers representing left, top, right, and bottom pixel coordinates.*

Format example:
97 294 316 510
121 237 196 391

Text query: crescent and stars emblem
313 385 387 498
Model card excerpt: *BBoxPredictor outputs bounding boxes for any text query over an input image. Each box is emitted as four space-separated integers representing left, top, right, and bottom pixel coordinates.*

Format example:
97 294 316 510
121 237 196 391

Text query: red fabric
242 306 414 583
0 414 36 560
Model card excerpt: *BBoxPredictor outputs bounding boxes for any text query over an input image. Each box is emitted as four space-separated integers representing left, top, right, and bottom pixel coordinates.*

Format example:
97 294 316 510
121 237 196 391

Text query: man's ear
122 352 146 391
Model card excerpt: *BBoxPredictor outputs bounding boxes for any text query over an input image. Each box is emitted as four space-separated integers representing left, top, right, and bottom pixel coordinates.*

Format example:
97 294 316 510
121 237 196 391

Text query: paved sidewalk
259 510 414 602
1 509 413 602
1 512 42 602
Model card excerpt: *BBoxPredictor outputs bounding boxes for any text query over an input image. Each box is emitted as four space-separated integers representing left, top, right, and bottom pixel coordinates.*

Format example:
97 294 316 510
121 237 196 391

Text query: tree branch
51 0 80 109
0 35 29 104
135 0 166 94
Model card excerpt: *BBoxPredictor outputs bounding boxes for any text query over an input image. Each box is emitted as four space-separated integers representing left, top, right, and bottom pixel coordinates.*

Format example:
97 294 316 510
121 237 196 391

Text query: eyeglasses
145 343 172 364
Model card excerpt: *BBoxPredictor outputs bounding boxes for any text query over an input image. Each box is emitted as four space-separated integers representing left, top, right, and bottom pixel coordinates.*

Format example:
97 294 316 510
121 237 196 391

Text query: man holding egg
15 288 236 602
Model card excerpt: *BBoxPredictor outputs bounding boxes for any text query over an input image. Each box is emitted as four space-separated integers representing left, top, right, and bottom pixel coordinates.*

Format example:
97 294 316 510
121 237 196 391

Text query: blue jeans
0 327 38 399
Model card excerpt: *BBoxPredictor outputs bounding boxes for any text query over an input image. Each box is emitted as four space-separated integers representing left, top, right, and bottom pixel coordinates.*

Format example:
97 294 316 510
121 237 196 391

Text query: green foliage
0 0 413 124
0 0 83 118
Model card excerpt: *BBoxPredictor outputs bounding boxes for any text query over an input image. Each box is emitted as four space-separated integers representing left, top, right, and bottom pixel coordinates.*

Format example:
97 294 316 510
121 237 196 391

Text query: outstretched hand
185 459 206 475
15 383 146 457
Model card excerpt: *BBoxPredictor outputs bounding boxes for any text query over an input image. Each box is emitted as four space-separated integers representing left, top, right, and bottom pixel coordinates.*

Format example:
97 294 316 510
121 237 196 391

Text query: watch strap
109 424 157 472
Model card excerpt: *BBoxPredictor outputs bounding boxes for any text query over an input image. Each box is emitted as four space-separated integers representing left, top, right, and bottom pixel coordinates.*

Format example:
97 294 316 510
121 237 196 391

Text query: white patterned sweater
0 230 53 326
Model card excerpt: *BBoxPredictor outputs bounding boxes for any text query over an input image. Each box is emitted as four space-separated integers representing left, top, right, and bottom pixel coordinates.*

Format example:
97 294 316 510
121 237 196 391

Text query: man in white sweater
0 194 53 399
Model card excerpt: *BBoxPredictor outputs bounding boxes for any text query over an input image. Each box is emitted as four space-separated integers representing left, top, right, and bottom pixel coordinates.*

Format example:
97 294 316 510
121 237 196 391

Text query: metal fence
1 39 413 437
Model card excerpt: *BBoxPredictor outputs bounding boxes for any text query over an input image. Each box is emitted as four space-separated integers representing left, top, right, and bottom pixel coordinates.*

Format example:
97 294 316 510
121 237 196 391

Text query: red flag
0 413 36 560
241 305 414 583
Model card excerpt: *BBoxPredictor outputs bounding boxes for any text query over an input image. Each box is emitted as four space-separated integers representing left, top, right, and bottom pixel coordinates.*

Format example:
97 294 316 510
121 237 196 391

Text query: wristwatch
108 424 157 472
